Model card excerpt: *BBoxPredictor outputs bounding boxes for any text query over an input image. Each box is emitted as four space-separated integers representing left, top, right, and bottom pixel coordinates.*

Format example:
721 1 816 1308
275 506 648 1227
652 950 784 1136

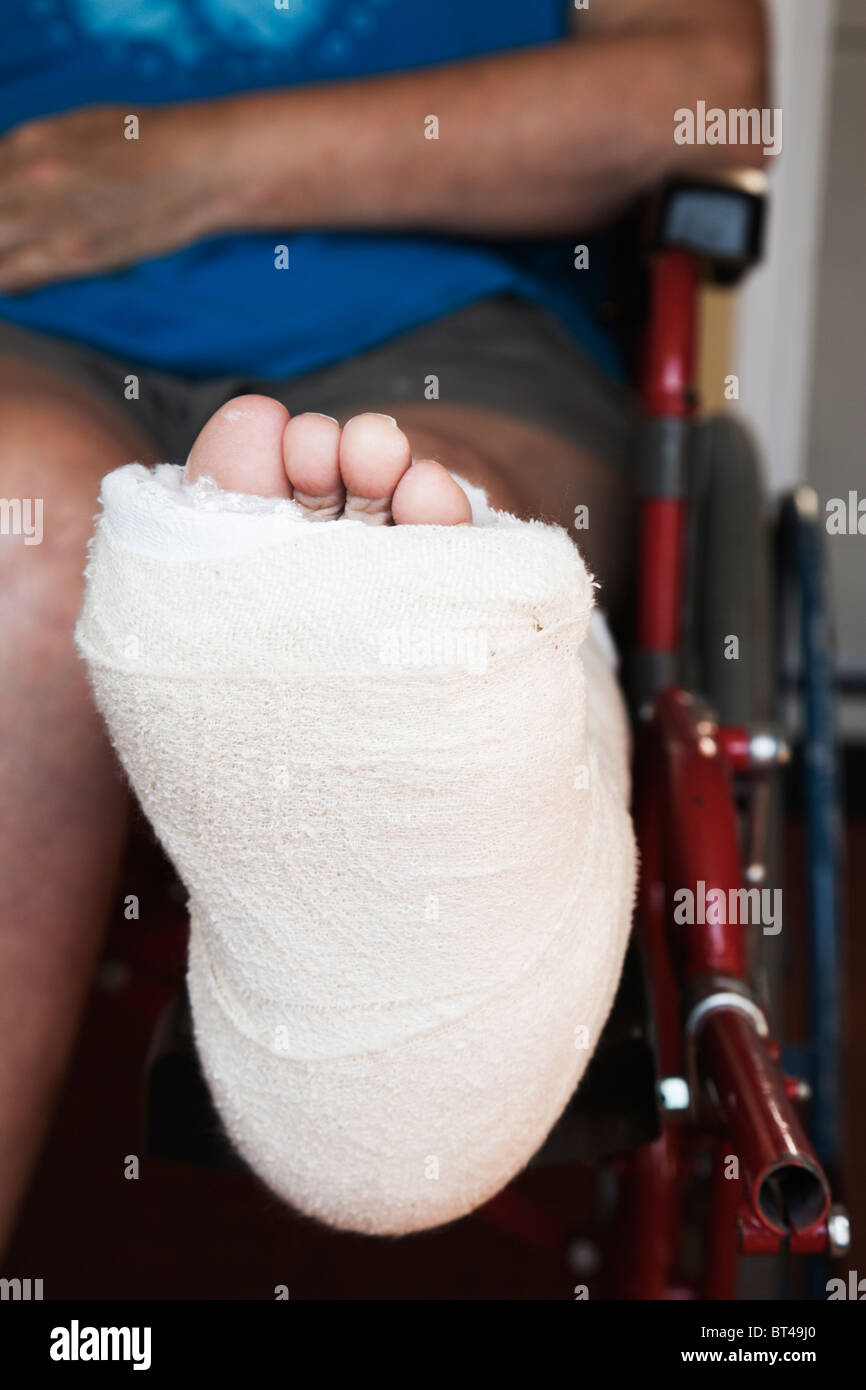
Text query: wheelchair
136 172 848 1301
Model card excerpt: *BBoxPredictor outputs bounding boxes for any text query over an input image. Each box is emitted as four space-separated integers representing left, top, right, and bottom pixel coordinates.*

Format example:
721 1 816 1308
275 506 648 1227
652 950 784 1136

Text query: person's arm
0 0 767 286
220 0 768 237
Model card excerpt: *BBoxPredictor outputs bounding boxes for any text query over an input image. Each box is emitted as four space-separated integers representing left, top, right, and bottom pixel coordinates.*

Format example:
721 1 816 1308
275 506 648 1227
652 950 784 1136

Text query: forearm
205 28 764 238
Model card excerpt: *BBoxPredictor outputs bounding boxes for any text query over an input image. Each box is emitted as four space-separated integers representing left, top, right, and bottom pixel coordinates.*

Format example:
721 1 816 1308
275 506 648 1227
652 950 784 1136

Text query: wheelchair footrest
530 939 659 1166
145 990 246 1171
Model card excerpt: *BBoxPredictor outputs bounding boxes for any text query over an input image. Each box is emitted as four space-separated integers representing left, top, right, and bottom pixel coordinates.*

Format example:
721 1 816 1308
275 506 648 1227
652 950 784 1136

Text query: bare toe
186 395 290 498
283 413 344 520
391 459 473 526
339 413 411 524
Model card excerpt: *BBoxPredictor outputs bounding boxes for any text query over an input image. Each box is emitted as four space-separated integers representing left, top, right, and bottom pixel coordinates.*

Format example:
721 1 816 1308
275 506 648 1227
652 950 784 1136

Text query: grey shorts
0 294 636 469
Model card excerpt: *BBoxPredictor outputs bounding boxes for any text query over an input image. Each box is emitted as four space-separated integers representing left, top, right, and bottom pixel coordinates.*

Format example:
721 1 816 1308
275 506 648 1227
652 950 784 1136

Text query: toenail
370 413 398 425
305 413 339 425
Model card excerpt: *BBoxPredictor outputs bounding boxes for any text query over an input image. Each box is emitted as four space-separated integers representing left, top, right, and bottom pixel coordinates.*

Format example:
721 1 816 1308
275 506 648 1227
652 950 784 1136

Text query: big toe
186 394 290 498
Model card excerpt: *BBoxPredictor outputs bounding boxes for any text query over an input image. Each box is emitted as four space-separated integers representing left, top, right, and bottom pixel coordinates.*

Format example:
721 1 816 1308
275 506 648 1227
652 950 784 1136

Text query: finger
0 212 38 254
0 116 55 177
0 228 112 291
0 244 69 293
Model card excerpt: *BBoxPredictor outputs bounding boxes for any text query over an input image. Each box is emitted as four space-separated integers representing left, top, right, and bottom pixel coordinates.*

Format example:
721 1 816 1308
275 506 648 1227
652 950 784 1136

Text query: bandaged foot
76 399 636 1235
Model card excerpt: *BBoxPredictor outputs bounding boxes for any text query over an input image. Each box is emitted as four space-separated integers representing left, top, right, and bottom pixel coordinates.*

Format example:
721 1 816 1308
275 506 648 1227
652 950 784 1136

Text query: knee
0 361 145 528
0 368 146 628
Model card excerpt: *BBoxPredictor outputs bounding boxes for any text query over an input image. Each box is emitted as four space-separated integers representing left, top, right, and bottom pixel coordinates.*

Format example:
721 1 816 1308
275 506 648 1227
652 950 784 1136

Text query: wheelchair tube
697 1006 831 1236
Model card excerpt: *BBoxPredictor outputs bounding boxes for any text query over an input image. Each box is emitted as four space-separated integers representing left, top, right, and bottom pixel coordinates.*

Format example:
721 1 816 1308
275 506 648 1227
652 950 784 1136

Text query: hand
0 103 233 293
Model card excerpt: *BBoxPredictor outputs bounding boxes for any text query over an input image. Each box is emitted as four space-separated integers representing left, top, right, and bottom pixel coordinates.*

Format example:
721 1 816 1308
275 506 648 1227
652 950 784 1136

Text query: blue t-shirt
0 1 620 380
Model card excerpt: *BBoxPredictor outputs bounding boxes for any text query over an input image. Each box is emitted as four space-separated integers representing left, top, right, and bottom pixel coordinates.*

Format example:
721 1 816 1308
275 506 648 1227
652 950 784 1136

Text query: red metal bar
698 1008 831 1235
655 689 746 980
610 252 702 1298
636 250 699 665
702 1136 741 1299
634 722 682 1074
636 499 686 652
606 1135 683 1299
640 249 699 418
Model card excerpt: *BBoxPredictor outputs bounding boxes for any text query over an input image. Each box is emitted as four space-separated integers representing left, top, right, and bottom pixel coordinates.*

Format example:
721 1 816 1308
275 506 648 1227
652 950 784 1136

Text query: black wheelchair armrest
641 169 768 285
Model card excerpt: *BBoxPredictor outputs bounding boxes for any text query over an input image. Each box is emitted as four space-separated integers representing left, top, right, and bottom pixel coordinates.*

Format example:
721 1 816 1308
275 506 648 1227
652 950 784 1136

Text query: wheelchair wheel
685 413 774 726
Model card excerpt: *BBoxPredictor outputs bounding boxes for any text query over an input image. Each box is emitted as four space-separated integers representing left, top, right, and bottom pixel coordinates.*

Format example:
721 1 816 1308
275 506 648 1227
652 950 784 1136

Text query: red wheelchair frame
613 250 833 1298
484 207 845 1298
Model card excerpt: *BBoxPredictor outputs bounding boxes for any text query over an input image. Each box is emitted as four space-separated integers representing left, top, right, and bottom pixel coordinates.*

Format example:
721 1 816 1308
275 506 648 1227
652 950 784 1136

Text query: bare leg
0 360 156 1255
